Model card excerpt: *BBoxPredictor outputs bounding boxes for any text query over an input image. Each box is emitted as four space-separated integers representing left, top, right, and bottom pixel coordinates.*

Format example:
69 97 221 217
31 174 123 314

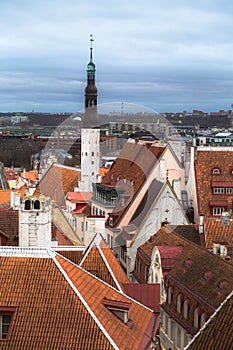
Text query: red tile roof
56 254 157 349
0 253 114 349
123 284 161 314
138 226 233 310
72 203 88 214
38 164 80 206
66 191 92 203
0 190 11 205
186 292 233 350
0 210 19 245
204 217 233 249
80 236 130 292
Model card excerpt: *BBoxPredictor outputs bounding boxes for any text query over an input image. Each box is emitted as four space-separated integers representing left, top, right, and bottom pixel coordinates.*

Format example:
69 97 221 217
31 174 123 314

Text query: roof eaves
52 253 119 350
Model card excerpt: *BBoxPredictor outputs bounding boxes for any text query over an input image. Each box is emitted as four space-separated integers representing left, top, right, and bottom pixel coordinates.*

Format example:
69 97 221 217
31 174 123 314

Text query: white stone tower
19 196 52 247
80 128 100 192
80 35 100 192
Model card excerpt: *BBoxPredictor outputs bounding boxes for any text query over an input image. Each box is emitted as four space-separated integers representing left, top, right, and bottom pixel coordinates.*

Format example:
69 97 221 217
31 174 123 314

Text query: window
109 217 113 226
91 152 94 156
170 319 175 340
212 168 221 174
183 299 189 319
24 199 31 210
213 207 224 216
0 309 15 340
177 294 182 313
33 200 40 210
213 188 225 194
176 327 181 348
226 188 233 194
200 313 206 328
164 314 168 334
111 195 117 205
194 308 199 328
81 222 84 231
168 287 173 305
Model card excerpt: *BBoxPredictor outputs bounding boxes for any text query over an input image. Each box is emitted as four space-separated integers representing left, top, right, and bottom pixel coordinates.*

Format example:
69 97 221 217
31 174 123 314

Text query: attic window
102 298 133 327
0 307 15 340
212 168 221 175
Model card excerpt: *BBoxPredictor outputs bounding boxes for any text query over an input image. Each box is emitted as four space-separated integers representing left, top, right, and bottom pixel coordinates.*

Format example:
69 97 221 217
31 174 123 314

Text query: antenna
90 34 94 60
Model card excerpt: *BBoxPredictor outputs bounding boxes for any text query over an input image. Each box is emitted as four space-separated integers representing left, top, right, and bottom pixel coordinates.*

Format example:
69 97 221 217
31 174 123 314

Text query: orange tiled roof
0 190 11 205
66 191 92 203
186 292 233 350
37 164 80 206
56 254 156 349
195 149 233 216
20 170 38 182
99 167 110 178
80 237 130 291
204 217 233 249
0 253 114 349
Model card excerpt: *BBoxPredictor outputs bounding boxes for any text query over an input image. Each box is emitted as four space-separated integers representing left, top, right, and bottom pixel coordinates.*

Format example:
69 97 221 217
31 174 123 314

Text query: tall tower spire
80 35 100 192
84 34 98 128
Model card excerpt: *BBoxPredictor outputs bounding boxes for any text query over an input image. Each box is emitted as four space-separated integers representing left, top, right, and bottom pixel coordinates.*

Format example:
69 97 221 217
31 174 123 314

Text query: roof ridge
52 253 119 350
184 289 233 350
97 245 123 292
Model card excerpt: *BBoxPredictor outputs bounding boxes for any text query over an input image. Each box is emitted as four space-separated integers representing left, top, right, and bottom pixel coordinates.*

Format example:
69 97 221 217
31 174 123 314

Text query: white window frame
213 207 225 216
213 187 225 194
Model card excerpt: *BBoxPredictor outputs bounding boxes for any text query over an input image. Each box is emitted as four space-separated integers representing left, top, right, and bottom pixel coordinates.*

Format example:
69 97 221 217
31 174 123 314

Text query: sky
1 0 233 113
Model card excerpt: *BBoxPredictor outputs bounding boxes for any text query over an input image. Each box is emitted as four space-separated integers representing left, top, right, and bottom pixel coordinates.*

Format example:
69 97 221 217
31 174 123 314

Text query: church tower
84 34 98 128
80 35 100 192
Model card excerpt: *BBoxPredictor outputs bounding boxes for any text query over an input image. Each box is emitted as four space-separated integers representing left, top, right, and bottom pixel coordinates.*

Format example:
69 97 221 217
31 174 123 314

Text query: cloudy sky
1 0 233 113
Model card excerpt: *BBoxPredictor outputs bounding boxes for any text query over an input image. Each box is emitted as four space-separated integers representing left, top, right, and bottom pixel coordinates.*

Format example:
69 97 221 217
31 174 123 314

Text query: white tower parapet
19 196 52 247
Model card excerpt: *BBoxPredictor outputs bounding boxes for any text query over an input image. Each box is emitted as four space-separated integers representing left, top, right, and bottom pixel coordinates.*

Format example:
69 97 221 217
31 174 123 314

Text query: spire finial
90 34 94 61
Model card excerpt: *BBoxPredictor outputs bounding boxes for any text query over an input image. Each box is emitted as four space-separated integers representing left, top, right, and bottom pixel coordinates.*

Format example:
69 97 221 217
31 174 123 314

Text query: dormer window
212 168 221 175
0 308 15 340
102 298 133 327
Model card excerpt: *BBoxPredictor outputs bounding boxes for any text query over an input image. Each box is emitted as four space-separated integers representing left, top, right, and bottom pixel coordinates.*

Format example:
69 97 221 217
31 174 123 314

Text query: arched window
24 200 31 211
194 308 199 328
177 294 182 313
183 299 189 319
168 287 173 304
33 200 40 210
111 195 117 204
200 313 206 328
212 168 221 174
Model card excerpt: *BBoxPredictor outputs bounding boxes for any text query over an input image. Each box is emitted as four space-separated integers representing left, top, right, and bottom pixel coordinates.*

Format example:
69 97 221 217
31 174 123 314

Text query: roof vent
203 271 213 281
